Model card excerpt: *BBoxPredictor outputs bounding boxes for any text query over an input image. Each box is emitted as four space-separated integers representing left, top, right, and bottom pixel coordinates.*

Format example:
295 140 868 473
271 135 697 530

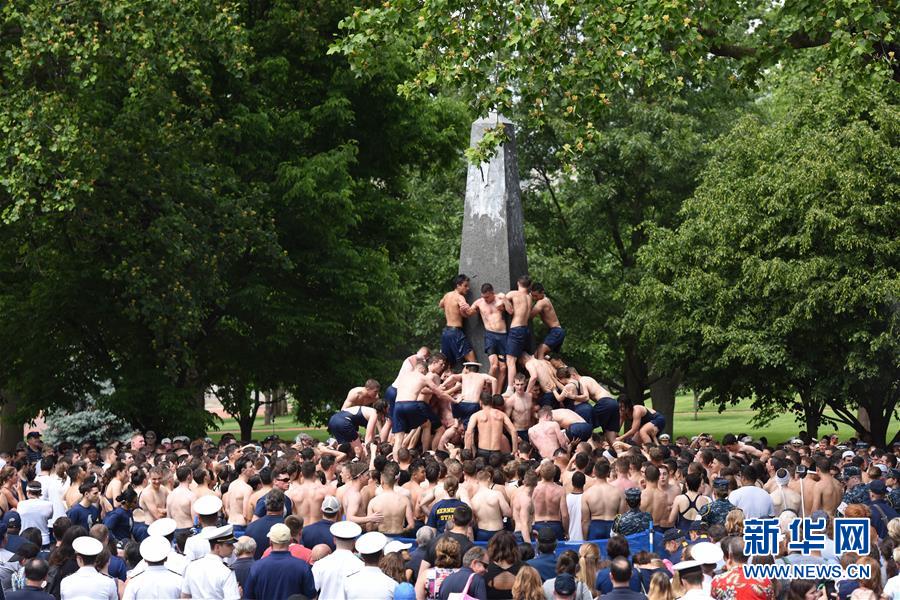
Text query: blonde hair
887 517 900 543
725 509 745 536
578 543 600 598
512 565 544 600
648 570 675 600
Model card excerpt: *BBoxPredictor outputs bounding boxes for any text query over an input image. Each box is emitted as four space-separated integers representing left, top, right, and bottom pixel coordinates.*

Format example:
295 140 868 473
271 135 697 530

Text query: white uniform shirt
123 564 183 600
682 587 715 600
343 565 397 600
181 553 240 600
129 551 189 577
566 492 584 541
60 566 118 600
312 548 363 600
16 498 54 545
183 527 213 561
884 574 900 600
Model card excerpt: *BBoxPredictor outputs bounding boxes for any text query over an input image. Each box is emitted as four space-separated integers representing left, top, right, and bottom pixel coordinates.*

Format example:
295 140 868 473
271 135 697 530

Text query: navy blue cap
843 466 861 479
869 479 887 495
554 574 578 596
625 487 642 501
713 478 730 489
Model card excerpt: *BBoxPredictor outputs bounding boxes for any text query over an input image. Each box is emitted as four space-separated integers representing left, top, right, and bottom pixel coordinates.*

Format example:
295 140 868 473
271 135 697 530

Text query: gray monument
458 114 528 369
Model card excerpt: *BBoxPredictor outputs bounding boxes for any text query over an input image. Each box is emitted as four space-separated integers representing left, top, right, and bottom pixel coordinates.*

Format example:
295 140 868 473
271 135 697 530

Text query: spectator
5 558 53 600
417 535 461 600
243 523 315 600
343 532 398 600
438 546 488 600
311 521 363 600
527 528 558 582
601 557 647 600
577 543 600 599
851 557 883 600
300 495 340 551
260 515 311 563
230 536 256 590
406 526 436 583
513 566 545 600
543 550 593 600
648 571 675 600
244 489 286 560
484 531 522 599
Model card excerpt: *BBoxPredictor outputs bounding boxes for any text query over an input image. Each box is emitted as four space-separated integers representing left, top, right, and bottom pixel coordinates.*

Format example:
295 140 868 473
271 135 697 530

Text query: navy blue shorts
475 528 501 542
452 402 481 428
542 326 566 352
394 401 436 433
593 398 620 432
649 413 666 432
484 330 508 357
567 422 592 442
441 326 473 366
588 519 614 540
570 402 594 424
533 520 566 541
506 325 529 358
385 386 402 433
538 391 556 407
327 412 359 443
517 430 529 443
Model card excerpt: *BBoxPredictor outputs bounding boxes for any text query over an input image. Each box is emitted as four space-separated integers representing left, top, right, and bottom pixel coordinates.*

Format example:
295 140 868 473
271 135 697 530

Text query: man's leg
535 342 550 360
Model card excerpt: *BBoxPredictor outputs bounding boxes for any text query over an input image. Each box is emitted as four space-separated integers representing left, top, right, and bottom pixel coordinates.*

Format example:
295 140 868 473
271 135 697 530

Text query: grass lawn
207 395 899 445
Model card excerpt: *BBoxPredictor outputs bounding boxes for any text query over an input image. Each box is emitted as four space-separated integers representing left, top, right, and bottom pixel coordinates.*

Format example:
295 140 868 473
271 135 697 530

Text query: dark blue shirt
103 507 134 542
243 550 316 600
108 555 128 582
300 519 335 551
527 552 558 582
245 515 284 560
870 500 899 540
438 567 487 600
6 585 51 600
67 502 101 530
596 567 643 594
427 499 466 534
231 556 255 590
253 493 293 519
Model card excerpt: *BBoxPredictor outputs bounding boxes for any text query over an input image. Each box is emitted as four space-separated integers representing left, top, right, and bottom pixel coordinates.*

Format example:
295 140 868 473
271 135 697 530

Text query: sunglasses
276 477 290 483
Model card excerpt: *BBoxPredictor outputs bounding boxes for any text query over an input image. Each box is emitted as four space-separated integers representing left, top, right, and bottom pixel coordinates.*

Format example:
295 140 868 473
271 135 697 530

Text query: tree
639 72 899 445
0 0 468 436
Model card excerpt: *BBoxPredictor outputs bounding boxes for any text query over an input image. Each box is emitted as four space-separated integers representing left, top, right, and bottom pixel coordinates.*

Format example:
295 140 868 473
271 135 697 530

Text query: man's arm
581 495 591 540
502 415 518 454
364 409 379 445
618 407 641 440
464 416 478 451
554 424 569 449
341 388 360 409
499 491 512 518
427 380 458 404
404 496 415 530
529 299 544 320
559 489 570 534
144 492 166 520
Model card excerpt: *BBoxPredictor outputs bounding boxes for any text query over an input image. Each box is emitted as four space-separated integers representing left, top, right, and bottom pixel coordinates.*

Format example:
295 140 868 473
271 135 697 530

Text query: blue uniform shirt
300 519 336 551
253 493 293 518
243 550 316 600
67 503 101 531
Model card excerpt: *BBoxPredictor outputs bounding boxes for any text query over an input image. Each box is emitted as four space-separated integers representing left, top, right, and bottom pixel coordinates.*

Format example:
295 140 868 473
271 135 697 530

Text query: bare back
583 481 624 521
532 297 561 328
440 291 469 327
506 290 533 327
533 481 566 522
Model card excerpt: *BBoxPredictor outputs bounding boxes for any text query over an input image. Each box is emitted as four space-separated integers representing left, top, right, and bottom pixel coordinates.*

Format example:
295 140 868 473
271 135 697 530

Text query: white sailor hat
147 517 177 537
160 438 172 445
691 541 724 564
355 531 389 555
194 495 223 516
462 362 481 370
330 520 362 540
659 433 671 440
139 536 172 563
674 560 703 573
200 524 236 544
384 540 412 554
842 450 855 459
72 536 104 557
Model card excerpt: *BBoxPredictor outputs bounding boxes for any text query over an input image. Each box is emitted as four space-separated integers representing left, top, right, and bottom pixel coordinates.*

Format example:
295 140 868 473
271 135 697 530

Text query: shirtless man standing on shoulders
470 469 511 541
341 379 381 409
166 466 196 535
503 275 534 392
139 467 168 525
367 463 414 536
438 274 477 367
393 358 456 458
504 373 535 444
225 456 254 537
581 461 624 540
523 354 559 408
533 462 568 541
471 283 508 394
465 394 518 460
529 406 569 460
441 362 496 448
530 283 566 360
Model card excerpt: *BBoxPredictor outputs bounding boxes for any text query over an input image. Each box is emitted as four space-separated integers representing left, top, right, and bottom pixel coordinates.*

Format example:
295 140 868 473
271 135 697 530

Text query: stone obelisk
459 115 528 369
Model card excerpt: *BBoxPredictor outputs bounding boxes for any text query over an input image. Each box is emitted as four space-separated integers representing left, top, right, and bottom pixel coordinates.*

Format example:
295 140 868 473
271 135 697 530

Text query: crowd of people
0 273 898 600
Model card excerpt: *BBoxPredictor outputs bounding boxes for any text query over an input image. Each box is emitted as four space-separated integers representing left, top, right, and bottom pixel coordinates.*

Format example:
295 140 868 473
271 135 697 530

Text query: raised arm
555 424 569 449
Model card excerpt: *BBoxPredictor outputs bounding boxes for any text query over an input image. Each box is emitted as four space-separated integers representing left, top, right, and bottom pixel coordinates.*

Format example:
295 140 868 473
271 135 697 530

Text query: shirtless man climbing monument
341 379 381 409
523 354 559 408
530 282 565 359
438 362 496 451
465 394 518 459
439 274 477 367
470 283 508 394
393 358 456 458
503 275 533 392
529 406 569 460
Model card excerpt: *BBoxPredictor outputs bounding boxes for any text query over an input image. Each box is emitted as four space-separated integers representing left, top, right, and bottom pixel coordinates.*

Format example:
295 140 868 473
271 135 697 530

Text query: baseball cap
355 531 389 554
876 464 889 474
25 431 41 439
330 521 362 540
267 523 291 544
160 438 172 445
869 479 887 495
139 536 172 562
384 540 412 554
321 496 340 515
712 478 729 490
625 488 641 502
791 438 803 446
194 495 223 516
537 527 557 544
663 530 684 544
554 573 578 597
843 466 861 479
72 536 104 557
147 518 177 537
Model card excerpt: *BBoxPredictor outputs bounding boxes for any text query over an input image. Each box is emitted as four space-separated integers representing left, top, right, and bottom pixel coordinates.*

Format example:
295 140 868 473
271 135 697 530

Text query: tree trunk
0 390 20 453
860 401 889 447
857 406 871 439
801 395 820 440
649 371 680 437
264 390 273 426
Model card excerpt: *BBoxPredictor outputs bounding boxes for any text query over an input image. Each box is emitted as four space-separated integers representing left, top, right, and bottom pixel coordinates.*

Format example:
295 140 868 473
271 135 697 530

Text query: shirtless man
383 347 431 438
612 457 640 493
343 462 382 529
465 394 518 459
512 470 537 542
243 468 271 523
532 462 569 541
165 466 196 533
393 358 456 458
289 462 328 525
341 379 381 409
581 461 625 540
504 373 536 444
556 368 620 445
138 467 168 525
439 274 477 367
471 283 508 394
530 283 565 359
810 457 843 514
225 456 254 536
470 470 511 541
659 464 681 507
769 468 802 515
403 463 428 526
367 463 414 535
641 465 673 531
551 408 592 444
529 406 569 460
523 354 559 408
503 275 533 391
